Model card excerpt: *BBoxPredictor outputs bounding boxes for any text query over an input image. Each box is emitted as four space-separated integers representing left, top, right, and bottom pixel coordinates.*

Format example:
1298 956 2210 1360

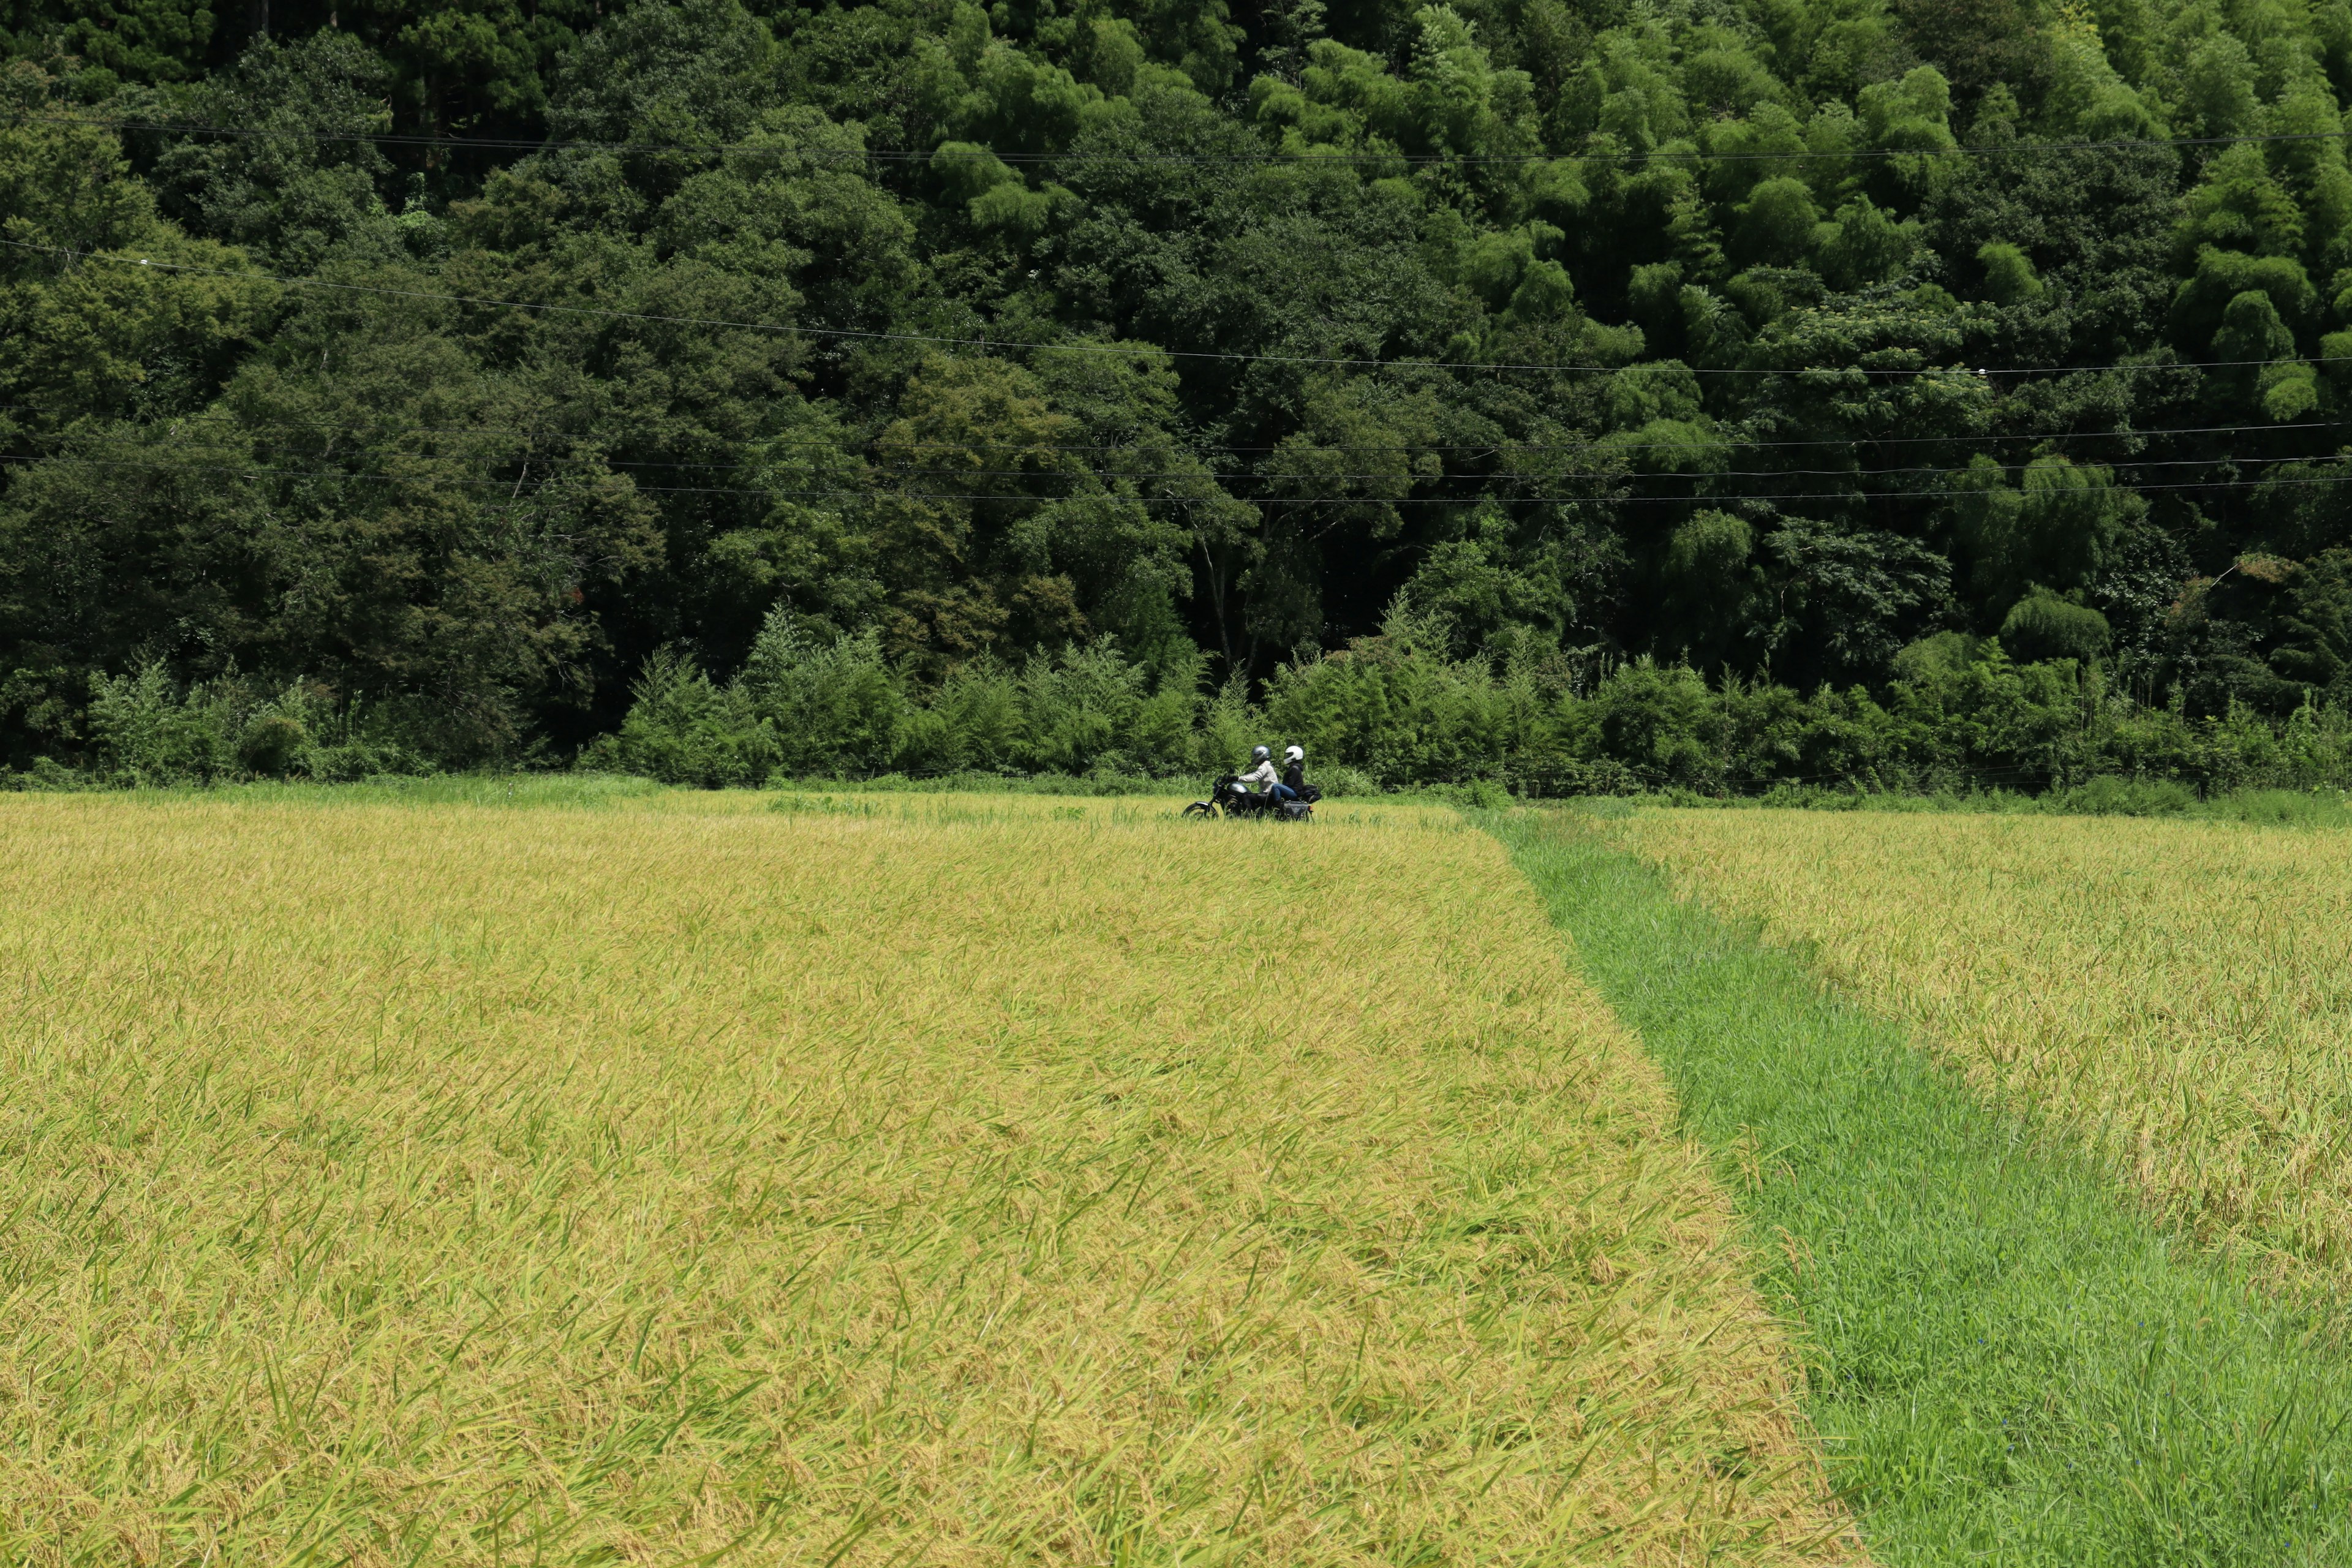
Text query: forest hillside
6 0 2352 788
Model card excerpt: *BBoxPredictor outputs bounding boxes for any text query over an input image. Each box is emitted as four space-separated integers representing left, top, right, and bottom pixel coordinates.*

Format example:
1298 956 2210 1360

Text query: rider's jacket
1235 759 1280 792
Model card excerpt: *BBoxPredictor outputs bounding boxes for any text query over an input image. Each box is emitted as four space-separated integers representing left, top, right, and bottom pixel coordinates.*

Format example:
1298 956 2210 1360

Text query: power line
0 239 2313 381
13 425 2346 486
18 449 2352 505
32 110 2337 165
6 402 2337 454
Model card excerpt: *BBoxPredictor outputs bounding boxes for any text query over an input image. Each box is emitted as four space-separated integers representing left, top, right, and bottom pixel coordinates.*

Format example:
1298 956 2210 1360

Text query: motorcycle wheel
1181 801 1221 819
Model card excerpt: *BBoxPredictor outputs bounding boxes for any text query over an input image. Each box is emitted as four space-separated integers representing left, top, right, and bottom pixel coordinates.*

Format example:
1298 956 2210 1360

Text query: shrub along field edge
24 602 2352 802
1490 806 2352 1567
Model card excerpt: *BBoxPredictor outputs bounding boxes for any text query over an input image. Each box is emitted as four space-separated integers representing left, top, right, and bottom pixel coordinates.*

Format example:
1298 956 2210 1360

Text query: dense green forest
7 0 2352 791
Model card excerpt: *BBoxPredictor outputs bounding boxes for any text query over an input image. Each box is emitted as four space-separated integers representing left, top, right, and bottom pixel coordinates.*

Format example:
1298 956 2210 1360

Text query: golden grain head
0 793 1853 1567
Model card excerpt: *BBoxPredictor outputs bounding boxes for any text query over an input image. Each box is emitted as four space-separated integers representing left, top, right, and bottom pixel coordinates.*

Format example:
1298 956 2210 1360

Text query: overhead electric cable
0 402 2334 454
0 239 2313 381
19 450 2352 505
31 110 2337 165
13 424 2346 486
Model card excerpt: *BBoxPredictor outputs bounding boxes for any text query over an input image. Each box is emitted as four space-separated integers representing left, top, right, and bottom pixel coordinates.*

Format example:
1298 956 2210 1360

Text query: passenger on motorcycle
1281 744 1308 800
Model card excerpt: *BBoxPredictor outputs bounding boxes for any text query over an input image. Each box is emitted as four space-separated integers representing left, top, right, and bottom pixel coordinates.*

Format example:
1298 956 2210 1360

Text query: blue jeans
1268 782 1298 802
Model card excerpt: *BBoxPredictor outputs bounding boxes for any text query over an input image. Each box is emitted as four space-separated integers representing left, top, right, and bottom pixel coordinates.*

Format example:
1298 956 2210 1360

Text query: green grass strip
1490 807 2352 1567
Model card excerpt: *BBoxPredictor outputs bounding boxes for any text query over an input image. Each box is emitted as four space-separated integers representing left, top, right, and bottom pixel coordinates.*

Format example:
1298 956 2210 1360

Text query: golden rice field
1605 808 2352 1289
0 791 1855 1566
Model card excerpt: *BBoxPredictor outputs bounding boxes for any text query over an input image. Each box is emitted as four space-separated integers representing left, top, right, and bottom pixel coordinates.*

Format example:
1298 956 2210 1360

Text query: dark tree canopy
6 0 2352 782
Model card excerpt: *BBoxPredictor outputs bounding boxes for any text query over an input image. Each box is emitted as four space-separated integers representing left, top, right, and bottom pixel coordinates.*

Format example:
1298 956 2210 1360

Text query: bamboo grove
6 0 2352 787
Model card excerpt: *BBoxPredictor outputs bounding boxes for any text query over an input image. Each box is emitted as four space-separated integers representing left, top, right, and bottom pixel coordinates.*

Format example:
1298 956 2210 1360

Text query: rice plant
1498 809 2352 1566
0 792 1852 1565
1606 808 2352 1292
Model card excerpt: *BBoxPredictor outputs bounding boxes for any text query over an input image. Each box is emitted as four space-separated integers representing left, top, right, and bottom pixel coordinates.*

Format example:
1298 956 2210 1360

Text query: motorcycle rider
1234 744 1282 798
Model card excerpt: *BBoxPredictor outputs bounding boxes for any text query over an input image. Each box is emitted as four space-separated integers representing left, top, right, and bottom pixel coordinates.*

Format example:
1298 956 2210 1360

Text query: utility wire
31 110 2340 165
0 239 2312 380
2 403 2336 454
11 424 2345 485
12 404 2346 458
18 449 2352 505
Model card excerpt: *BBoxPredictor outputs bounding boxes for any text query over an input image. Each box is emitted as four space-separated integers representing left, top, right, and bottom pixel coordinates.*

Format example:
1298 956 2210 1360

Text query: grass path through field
1491 807 2352 1567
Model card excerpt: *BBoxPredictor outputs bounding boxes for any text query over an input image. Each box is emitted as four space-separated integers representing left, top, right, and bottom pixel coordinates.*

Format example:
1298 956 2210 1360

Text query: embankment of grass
1491 807 2352 1568
1702 779 2352 826
59 777 1458 835
63 770 679 809
9 766 1436 810
18 761 2346 824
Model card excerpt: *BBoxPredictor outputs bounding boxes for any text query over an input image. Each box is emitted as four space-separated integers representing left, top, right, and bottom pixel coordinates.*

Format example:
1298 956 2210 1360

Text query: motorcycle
1182 774 1317 821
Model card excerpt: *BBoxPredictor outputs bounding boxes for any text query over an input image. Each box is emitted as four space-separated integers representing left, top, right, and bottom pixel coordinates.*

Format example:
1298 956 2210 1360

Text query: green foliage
597 647 776 788
2273 549 2352 694
1951 456 2138 620
86 661 238 782
1975 239 2041 304
9 0 2352 790
605 625 1214 783
2048 774 2198 815
14 0 215 83
83 662 420 783
1232 592 2352 797
147 31 406 271
2000 589 2111 665
739 609 902 774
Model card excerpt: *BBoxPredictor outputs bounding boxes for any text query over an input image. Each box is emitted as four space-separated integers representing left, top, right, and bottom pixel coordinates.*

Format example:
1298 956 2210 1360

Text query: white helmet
1284 745 1303 763
1251 745 1271 763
